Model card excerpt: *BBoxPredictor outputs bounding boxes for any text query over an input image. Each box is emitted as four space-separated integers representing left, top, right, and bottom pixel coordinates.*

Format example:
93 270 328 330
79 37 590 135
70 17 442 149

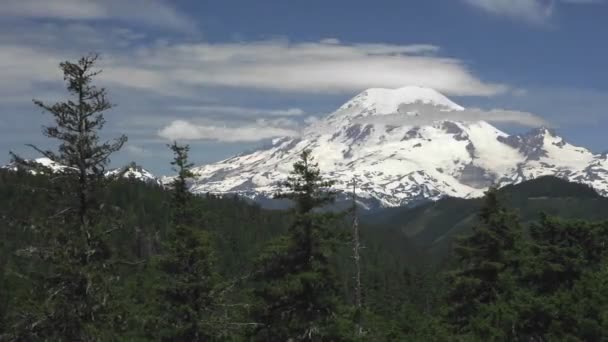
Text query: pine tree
7 54 127 340
515 216 608 339
155 142 219 341
251 149 343 341
444 187 522 339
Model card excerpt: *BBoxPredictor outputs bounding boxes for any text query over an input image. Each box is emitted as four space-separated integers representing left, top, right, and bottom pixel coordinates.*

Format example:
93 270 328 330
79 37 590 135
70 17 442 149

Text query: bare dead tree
351 179 364 337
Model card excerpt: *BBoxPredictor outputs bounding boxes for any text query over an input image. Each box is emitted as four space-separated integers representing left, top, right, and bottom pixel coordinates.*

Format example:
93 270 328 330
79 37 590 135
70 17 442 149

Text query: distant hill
362 176 608 263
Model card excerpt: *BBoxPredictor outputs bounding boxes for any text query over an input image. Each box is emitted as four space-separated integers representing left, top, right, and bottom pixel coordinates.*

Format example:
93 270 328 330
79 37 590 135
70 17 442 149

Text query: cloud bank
158 119 300 142
0 0 197 32
0 24 509 100
158 102 548 143
355 103 548 127
172 105 306 118
106 39 507 96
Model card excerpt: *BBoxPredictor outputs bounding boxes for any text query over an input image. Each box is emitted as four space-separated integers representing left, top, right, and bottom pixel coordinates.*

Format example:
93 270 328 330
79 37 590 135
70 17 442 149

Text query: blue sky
0 0 607 174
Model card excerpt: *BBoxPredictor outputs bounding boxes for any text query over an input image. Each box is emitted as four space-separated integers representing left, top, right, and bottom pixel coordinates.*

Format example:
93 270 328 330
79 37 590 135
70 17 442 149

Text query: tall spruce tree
251 149 343 341
155 142 219 341
444 187 522 340
7 54 127 340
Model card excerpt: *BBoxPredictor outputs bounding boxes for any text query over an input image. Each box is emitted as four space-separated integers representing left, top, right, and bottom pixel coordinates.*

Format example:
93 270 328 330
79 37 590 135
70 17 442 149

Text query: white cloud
158 119 300 142
125 144 148 156
173 105 306 118
158 102 549 143
560 0 603 3
0 0 197 32
99 39 507 97
319 38 341 45
0 32 510 102
355 103 548 127
304 116 321 125
463 0 602 23
463 0 554 23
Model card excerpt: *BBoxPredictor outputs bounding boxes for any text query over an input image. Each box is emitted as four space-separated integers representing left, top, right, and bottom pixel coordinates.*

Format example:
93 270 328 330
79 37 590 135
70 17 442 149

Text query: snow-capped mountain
2 158 161 186
1 157 74 174
185 86 608 209
106 162 162 186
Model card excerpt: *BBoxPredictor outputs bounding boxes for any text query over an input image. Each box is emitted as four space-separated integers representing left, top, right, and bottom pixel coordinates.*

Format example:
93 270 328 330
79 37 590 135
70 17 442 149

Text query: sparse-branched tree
351 179 364 337
6 54 127 340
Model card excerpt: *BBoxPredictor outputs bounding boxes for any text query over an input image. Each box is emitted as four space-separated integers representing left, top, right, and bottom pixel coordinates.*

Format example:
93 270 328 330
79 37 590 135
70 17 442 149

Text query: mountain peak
534 126 557 137
337 86 464 116
179 88 608 210
106 162 160 185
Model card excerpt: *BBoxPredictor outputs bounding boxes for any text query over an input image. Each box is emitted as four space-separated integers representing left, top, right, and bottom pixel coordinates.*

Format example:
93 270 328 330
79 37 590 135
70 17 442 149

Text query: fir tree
251 149 343 341
7 54 127 340
444 187 522 339
155 142 219 341
515 216 608 339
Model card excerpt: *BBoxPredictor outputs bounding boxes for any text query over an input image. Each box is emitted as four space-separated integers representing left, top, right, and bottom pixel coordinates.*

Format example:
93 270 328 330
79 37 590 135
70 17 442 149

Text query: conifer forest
1 54 608 342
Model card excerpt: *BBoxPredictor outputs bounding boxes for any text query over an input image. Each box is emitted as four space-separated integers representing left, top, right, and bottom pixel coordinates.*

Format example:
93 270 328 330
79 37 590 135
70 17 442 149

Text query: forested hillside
0 165 436 340
364 176 608 263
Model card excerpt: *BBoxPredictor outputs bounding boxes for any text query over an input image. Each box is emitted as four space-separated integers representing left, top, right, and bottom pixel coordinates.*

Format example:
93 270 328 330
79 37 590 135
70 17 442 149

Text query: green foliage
153 142 222 341
4 158 608 340
2 54 608 340
364 175 608 265
444 188 523 339
251 150 345 341
512 216 608 340
5 54 127 341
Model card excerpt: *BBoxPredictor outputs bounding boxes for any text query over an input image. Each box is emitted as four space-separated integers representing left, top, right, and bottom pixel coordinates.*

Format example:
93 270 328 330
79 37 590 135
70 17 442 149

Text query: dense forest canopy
1 56 608 341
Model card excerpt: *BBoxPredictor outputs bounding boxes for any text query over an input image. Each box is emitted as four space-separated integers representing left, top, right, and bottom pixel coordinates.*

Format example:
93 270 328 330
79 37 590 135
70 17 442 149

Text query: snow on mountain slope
187 86 608 208
106 162 162 186
336 86 464 116
1 157 74 174
2 158 161 186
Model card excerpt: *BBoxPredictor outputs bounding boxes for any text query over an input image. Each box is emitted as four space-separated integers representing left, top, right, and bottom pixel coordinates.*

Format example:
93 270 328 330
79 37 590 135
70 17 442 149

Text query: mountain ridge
362 175 607 264
183 86 608 209
2 158 161 186
5 86 606 209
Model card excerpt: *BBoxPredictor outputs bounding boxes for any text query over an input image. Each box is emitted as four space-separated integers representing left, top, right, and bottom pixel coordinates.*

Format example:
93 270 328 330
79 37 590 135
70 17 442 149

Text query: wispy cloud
158 119 300 142
463 0 555 23
0 28 511 104
114 39 505 96
462 0 602 24
125 144 150 156
0 0 197 32
560 0 604 3
355 103 548 127
173 105 306 118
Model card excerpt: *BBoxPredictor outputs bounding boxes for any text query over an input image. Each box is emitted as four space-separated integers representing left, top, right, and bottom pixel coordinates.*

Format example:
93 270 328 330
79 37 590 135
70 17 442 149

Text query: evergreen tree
251 149 344 341
444 187 522 340
515 216 608 340
154 142 219 341
7 54 127 340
